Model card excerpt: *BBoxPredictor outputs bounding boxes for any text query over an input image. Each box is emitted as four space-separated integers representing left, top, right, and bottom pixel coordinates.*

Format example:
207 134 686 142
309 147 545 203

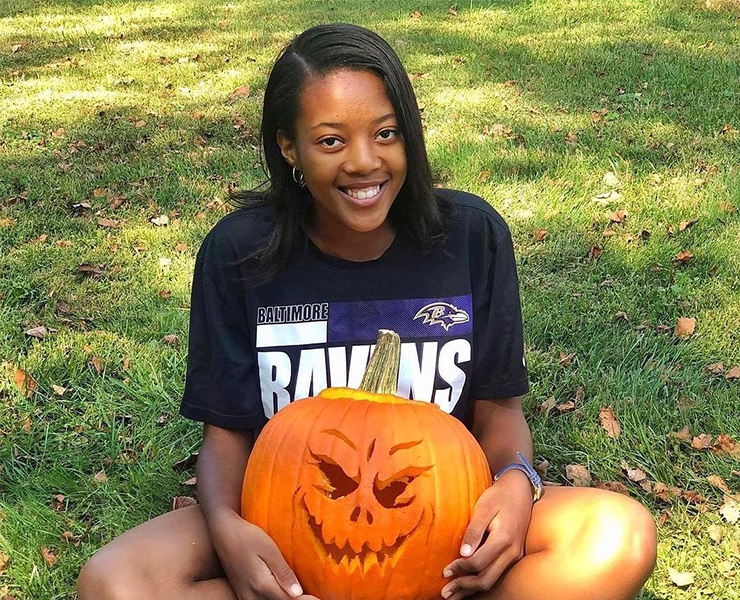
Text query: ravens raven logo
413 302 470 331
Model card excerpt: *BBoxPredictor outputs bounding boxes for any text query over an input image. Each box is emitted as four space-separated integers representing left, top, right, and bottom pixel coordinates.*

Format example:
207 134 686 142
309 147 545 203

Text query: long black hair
230 22 454 283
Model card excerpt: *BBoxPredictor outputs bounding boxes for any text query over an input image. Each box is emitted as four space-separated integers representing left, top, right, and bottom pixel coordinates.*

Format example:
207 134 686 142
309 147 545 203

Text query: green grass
1 0 739 598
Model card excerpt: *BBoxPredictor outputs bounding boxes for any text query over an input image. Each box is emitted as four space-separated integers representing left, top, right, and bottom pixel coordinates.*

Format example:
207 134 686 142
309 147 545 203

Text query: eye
373 474 417 509
309 451 359 499
377 128 398 141
319 137 342 148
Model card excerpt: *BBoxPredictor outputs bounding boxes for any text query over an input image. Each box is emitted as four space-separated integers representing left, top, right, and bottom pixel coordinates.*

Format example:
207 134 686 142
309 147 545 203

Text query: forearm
196 423 254 529
470 397 533 476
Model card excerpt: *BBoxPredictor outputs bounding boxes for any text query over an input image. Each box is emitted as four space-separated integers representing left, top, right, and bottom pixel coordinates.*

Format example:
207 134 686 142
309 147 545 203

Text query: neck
309 221 396 262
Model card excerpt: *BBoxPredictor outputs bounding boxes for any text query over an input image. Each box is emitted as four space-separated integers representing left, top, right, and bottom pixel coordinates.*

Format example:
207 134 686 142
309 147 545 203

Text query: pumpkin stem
359 329 400 395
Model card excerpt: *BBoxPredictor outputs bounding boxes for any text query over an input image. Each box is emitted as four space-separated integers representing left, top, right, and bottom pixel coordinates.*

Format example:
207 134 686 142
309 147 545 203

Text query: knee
581 494 657 587
77 546 146 600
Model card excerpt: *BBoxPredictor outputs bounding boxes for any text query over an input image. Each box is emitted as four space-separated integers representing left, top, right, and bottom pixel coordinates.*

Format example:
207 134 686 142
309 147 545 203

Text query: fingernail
443 569 453 578
290 584 303 597
460 544 472 556
442 590 452 599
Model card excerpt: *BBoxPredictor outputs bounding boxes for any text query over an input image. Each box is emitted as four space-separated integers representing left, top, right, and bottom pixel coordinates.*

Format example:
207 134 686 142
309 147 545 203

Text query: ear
276 129 299 169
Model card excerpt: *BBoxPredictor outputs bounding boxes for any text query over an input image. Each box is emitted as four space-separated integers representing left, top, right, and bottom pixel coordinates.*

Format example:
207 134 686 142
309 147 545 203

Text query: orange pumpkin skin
241 387 492 600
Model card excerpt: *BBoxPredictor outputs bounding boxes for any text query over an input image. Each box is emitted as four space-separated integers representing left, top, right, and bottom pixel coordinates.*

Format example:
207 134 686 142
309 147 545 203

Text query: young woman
77 23 657 600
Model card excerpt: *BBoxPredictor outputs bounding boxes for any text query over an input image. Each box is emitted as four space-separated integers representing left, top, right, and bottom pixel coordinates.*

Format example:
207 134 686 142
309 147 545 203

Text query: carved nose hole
366 511 373 524
350 506 361 522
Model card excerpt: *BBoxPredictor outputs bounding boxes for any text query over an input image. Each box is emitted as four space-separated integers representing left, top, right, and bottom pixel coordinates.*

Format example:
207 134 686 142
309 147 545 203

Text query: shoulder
197 203 274 272
434 187 512 247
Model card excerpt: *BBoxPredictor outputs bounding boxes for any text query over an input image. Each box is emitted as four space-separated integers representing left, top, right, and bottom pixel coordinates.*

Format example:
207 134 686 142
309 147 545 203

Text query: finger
459 499 498 557
442 547 520 599
256 541 303 598
444 534 508 577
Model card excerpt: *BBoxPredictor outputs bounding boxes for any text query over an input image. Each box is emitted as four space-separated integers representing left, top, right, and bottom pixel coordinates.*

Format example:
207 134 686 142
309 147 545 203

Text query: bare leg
476 487 657 600
77 504 236 600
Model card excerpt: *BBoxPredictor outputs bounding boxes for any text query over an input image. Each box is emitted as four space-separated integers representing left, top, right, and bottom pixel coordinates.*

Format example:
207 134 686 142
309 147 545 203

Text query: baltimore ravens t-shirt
180 188 528 432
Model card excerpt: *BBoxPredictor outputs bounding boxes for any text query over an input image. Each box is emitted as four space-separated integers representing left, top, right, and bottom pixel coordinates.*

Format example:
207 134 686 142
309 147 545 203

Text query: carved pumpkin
241 331 492 600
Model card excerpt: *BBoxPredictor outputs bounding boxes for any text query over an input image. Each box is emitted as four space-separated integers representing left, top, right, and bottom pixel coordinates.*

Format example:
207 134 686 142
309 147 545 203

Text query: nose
350 505 374 524
344 139 382 175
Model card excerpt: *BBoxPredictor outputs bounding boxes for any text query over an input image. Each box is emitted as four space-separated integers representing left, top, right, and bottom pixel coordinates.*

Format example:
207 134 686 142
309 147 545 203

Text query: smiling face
276 69 408 260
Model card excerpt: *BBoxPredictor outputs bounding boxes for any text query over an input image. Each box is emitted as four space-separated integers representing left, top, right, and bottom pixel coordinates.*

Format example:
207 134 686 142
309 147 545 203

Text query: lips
337 180 388 207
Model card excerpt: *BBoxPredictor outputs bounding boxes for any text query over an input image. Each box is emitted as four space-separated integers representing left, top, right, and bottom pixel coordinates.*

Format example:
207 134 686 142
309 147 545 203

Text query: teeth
344 185 380 200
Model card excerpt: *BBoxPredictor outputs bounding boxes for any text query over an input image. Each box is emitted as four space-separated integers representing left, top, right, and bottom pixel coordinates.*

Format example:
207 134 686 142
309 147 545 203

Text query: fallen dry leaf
24 325 48 339
586 245 603 260
673 250 693 264
93 470 107 485
565 464 592 487
668 567 694 588
558 351 573 367
595 481 629 495
532 228 548 242
712 433 740 458
679 219 698 231
41 546 58 567
77 264 104 278
592 190 622 205
652 482 680 503
720 499 740 523
175 242 187 252
707 474 733 496
692 433 713 450
707 524 724 543
163 334 180 346
229 85 251 100
556 400 575 413
0 550 8 574
183 476 197 486
51 385 66 395
675 317 696 339
704 362 725 375
150 214 169 226
658 511 670 526
610 210 628 224
171 496 198 511
667 426 691 442
603 171 620 187
14 369 37 397
599 406 621 439
726 366 740 380
97 218 119 228
613 311 629 321
539 396 556 414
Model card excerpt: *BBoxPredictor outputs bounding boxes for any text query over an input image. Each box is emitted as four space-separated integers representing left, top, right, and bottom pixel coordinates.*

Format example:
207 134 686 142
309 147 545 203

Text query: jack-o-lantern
241 331 492 600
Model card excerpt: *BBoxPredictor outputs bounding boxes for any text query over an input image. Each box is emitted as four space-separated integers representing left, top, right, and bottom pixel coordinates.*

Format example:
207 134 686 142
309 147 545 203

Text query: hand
210 510 322 600
441 471 533 600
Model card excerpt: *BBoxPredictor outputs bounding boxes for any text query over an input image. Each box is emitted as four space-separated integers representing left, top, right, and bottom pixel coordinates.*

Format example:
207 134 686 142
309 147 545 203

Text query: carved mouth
300 495 420 575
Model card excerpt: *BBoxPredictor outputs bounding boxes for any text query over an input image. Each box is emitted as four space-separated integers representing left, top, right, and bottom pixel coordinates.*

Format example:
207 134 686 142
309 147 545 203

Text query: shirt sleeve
468 216 529 400
179 228 267 430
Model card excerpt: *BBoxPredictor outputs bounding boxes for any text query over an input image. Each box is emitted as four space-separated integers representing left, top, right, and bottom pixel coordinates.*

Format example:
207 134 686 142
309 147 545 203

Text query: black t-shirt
180 188 528 432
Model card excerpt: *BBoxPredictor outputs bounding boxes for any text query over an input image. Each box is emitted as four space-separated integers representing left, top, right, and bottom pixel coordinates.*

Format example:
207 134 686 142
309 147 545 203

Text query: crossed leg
77 486 656 600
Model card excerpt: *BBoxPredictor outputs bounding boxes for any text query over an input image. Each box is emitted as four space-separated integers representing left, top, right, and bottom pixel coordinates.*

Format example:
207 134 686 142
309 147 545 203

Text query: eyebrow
310 112 396 131
322 429 357 450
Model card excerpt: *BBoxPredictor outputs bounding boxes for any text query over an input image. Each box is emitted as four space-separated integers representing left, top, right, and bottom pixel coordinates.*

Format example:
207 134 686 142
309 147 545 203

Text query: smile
338 181 388 206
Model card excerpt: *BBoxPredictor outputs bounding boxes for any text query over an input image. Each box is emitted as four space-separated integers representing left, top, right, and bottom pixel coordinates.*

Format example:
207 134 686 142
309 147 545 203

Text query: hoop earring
292 167 306 188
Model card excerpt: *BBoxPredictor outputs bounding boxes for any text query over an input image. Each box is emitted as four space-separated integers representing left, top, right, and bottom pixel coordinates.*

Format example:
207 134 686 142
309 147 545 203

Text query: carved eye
373 474 417 509
310 450 359 500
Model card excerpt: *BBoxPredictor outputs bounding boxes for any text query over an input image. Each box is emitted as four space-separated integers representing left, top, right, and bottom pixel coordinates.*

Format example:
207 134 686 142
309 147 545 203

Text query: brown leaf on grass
51 384 66 395
681 490 707 504
726 367 740 380
532 228 548 242
150 214 169 226
556 400 575 413
123 357 131 371
175 242 187 252
539 396 556 414
720 500 740 523
652 482 681 503
163 334 180 346
41 546 58 567
77 264 104 278
707 524 724 543
229 85 251 101
159 289 171 299
621 460 648 485
0 550 8 574
565 464 592 487
586 245 603 260
679 219 698 231
707 475 734 496
574 386 585 403
97 218 119 228
24 325 48 339
183 476 197 486
692 433 713 450
134 120 147 128
673 250 693 264
565 130 578 145
599 406 621 438
719 201 735 213
675 317 696 339
704 362 725 375
613 311 629 321
658 511 670 526
558 351 573 367
90 356 103 375
602 229 616 237
535 460 550 478
171 496 198 511
93 470 107 485
667 426 691 442
610 210 628 223
595 481 629 495
712 433 740 458
14 369 37 397
592 190 621 204
478 169 490 183
107 190 125 209
668 567 694 588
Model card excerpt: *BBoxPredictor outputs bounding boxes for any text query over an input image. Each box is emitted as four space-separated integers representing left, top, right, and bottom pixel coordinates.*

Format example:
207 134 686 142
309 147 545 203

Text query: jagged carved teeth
305 507 406 571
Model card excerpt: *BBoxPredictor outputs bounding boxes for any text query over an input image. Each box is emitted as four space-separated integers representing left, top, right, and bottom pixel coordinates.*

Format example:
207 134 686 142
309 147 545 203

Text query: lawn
1 0 739 598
